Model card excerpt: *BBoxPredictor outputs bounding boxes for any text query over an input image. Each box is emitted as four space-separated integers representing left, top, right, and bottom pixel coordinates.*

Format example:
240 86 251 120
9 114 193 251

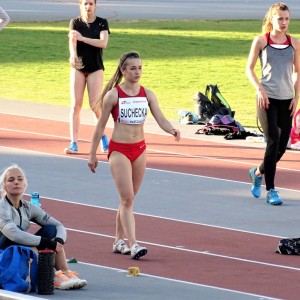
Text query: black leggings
257 98 292 191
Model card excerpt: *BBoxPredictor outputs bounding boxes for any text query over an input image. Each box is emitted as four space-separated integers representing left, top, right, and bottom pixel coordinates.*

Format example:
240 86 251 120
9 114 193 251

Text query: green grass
1 20 300 128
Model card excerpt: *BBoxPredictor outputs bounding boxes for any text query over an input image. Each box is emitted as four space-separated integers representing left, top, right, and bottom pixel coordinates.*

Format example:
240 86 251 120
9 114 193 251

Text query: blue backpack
0 246 38 293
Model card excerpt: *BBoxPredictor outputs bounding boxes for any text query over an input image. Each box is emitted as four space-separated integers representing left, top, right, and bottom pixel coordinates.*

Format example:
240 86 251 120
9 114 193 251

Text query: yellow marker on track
128 267 140 276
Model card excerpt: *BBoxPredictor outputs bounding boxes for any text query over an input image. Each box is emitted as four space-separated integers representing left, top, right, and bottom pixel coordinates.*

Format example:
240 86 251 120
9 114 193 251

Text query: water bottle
30 192 41 207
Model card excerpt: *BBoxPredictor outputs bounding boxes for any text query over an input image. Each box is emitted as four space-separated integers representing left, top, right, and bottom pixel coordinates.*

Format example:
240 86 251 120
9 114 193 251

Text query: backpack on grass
193 84 235 124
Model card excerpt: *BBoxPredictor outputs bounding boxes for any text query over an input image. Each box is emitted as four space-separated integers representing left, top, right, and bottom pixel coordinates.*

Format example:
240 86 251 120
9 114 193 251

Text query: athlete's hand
68 30 77 41
257 88 269 110
289 98 299 116
69 30 84 42
70 30 83 42
69 55 77 68
171 129 181 142
88 155 98 173
54 242 63 254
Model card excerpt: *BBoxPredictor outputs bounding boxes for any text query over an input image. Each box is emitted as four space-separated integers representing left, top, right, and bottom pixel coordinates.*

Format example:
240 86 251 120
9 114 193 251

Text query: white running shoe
131 243 147 260
113 239 131 255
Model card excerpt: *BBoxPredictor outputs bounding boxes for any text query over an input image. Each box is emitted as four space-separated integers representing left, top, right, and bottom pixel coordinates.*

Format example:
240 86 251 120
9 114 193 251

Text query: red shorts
79 70 90 78
108 140 146 162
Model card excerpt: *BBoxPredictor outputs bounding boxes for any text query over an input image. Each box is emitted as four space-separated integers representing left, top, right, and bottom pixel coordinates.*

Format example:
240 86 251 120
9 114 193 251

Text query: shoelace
269 189 279 198
254 175 262 187
56 271 69 281
120 242 127 248
63 271 79 278
132 244 140 252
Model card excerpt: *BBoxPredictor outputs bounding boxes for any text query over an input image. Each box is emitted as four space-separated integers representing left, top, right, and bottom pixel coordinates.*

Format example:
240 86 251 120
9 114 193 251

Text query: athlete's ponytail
93 51 141 111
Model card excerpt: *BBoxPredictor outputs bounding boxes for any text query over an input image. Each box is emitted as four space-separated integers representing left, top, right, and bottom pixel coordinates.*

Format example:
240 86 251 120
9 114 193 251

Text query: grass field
1 19 300 128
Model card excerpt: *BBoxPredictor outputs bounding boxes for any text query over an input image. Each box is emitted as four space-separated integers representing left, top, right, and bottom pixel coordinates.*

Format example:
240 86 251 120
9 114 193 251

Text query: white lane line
148 148 300 173
1 128 300 174
78 261 281 300
26 193 300 239
66 227 300 272
1 145 299 194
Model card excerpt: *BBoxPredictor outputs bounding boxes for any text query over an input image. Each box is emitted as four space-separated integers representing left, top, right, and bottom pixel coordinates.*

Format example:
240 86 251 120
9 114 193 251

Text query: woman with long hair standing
246 2 300 205
65 0 110 154
88 51 180 259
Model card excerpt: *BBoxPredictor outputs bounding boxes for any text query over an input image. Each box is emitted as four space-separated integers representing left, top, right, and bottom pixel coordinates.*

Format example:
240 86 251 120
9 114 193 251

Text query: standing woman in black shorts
65 0 110 154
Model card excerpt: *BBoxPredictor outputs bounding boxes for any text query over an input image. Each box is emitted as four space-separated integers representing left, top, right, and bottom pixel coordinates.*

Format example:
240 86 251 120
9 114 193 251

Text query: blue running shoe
64 142 78 154
100 135 109 153
249 167 262 198
266 189 283 205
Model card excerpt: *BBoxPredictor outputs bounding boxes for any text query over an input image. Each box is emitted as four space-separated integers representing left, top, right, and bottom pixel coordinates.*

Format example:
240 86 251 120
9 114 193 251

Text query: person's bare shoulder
104 87 118 106
291 35 300 50
143 87 158 106
143 86 150 94
253 34 267 51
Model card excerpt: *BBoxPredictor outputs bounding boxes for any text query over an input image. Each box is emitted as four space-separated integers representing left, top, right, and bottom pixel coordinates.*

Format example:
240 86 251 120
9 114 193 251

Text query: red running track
1 113 300 299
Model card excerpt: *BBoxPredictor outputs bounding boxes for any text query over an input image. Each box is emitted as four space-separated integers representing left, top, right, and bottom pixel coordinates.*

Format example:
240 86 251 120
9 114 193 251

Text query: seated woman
289 109 300 150
0 164 87 290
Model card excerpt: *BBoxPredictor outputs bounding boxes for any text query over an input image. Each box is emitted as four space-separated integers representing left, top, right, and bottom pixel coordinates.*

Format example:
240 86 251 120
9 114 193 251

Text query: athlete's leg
276 99 292 162
131 148 147 196
86 69 103 119
86 69 109 151
260 101 278 190
53 248 69 271
109 150 147 247
69 68 86 143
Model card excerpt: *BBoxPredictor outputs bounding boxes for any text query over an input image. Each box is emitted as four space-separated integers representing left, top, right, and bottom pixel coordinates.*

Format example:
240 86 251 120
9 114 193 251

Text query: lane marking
1 128 300 174
66 228 300 272
76 262 281 300
1 145 299 194
26 193 300 238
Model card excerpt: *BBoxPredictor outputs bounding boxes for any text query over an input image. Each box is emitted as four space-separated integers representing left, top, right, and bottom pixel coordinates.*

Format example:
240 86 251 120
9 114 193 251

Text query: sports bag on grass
193 84 235 124
276 238 300 255
195 114 243 136
0 245 38 293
